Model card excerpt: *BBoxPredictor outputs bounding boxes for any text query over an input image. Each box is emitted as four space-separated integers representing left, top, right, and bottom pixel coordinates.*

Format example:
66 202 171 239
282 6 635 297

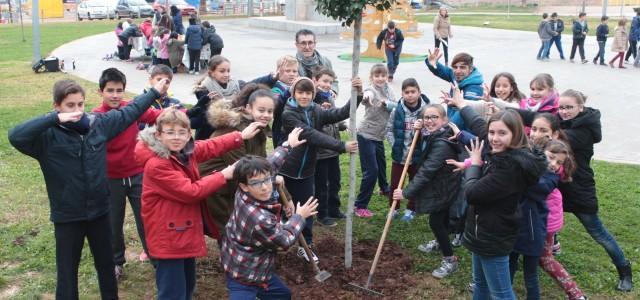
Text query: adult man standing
549 12 566 59
376 21 405 82
295 29 338 93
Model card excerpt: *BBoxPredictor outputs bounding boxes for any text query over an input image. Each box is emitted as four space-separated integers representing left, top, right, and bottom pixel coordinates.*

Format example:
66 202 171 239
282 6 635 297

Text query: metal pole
602 0 608 17
620 0 624 16
32 0 41 62
8 0 13 23
19 0 25 41
507 0 511 19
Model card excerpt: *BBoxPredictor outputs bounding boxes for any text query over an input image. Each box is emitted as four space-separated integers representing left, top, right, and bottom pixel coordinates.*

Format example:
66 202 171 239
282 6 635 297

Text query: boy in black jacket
593 16 610 65
8 78 169 299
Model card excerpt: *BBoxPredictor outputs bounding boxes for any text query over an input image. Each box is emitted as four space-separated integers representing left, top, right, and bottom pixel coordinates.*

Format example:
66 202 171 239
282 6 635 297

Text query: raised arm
8 112 59 159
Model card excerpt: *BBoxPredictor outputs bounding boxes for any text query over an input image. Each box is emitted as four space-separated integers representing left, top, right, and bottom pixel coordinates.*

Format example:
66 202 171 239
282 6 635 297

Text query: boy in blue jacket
8 78 169 299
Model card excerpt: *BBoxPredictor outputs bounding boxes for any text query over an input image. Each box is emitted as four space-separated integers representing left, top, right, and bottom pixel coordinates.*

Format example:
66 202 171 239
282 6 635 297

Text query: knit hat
289 77 316 100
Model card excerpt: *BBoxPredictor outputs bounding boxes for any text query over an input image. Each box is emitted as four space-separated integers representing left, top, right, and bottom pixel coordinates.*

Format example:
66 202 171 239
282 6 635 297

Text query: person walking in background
593 16 609 66
170 5 184 35
625 8 640 64
609 19 629 69
185 15 203 75
549 12 566 59
376 21 404 82
570 12 589 64
537 13 557 61
433 6 452 65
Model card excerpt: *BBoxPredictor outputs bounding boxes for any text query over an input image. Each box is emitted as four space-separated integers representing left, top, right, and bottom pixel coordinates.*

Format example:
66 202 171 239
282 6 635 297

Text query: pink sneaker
355 208 373 218
363 209 374 217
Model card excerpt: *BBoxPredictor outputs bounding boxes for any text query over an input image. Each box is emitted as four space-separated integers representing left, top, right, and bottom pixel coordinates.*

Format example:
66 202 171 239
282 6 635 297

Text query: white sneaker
432 257 459 279
451 233 463 247
194 71 200 75
189 70 194 75
297 246 319 263
418 240 440 253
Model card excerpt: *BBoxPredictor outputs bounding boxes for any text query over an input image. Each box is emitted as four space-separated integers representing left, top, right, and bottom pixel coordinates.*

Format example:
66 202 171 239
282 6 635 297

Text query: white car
77 0 116 20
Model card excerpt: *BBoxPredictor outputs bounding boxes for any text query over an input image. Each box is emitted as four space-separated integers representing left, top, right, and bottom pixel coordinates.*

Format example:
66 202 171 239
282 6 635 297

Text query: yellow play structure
25 0 64 18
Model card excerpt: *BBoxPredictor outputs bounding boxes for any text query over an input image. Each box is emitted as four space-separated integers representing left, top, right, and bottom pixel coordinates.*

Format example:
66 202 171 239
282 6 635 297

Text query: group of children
537 9 640 68
9 27 636 299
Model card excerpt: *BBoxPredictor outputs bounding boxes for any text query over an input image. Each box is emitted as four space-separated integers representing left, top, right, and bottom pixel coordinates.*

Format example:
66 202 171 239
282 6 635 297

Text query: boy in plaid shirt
221 128 318 299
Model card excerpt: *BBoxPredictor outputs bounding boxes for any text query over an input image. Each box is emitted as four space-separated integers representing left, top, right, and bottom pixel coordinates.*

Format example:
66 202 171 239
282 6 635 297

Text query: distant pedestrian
609 18 629 68
433 7 452 65
376 21 405 82
549 12 566 59
170 5 184 35
570 12 589 64
537 13 557 61
624 8 640 63
593 16 609 66
185 15 203 74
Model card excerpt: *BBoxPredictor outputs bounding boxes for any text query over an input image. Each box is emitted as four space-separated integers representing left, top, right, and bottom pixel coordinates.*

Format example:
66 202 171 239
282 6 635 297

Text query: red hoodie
92 100 162 179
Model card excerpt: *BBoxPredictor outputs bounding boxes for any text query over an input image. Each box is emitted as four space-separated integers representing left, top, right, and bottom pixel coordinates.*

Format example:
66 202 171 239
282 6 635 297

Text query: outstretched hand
296 197 319 219
241 122 264 140
286 127 307 148
465 138 484 166
445 159 465 172
441 84 465 108
427 48 443 68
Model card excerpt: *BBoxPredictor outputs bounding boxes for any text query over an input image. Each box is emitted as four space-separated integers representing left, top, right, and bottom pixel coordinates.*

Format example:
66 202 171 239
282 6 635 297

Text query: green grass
1 19 640 299
427 3 537 13
416 14 627 36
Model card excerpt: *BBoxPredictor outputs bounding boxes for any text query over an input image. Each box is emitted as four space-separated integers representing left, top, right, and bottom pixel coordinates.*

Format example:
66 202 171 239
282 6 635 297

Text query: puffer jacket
402 126 461 214
279 95 362 179
546 188 564 233
185 24 203 50
135 127 243 258
385 95 430 164
199 101 270 233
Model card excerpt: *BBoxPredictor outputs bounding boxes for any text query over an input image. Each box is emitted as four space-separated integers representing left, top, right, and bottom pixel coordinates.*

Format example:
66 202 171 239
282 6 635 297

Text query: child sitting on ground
221 128 316 299
135 108 263 299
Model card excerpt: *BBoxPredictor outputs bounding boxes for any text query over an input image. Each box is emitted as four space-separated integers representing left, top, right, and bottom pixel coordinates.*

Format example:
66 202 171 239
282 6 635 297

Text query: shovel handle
365 129 421 288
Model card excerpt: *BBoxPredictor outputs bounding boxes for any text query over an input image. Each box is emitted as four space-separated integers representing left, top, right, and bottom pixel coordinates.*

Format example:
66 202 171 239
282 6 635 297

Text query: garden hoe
277 186 332 283
348 130 421 296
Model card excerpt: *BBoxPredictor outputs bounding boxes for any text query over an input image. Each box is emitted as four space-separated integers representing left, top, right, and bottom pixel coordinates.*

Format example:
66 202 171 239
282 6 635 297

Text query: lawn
1 20 639 299
415 14 627 36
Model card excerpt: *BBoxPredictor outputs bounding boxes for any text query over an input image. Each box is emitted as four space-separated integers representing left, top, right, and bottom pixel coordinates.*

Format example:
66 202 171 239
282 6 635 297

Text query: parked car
153 0 196 16
77 0 116 20
424 0 455 10
410 0 422 9
116 0 154 18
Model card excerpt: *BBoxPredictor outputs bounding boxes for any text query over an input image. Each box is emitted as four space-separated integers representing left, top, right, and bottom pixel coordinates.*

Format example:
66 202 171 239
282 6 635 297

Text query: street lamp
32 0 40 63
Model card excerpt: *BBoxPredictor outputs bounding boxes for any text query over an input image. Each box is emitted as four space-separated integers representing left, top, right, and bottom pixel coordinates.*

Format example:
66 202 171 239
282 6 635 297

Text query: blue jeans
509 253 540 300
537 39 551 59
355 134 390 209
385 48 400 76
472 253 516 300
226 273 291 300
594 41 606 64
156 258 196 300
574 212 627 267
550 35 565 59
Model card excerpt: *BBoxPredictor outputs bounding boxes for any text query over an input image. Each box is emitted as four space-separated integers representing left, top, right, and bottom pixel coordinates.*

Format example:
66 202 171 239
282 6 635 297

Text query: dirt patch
274 236 417 299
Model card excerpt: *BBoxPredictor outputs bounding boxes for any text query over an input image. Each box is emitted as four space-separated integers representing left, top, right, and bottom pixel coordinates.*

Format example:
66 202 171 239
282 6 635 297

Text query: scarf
296 50 323 78
200 76 240 98
59 113 90 135
520 91 559 112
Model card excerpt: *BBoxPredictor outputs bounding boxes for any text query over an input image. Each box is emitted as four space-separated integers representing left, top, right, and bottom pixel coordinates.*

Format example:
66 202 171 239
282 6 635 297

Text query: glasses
247 176 273 188
558 105 576 111
297 41 315 47
161 130 190 139
423 115 440 121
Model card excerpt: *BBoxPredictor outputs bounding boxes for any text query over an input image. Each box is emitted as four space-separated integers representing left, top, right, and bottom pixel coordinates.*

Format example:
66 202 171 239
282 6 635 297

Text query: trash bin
44 57 60 72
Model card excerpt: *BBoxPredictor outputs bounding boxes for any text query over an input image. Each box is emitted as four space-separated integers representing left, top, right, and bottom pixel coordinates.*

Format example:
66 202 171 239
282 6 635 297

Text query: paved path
53 18 639 164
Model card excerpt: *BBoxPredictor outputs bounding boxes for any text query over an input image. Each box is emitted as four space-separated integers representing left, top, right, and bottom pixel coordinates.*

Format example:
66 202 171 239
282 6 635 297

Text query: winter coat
119 23 142 40
459 106 547 257
8 88 160 223
198 101 270 233
550 18 565 34
546 188 564 233
140 20 153 44
611 26 629 52
167 38 185 68
313 92 347 160
538 20 556 40
91 100 162 179
185 24 204 50
572 19 589 40
596 23 610 42
202 26 224 51
630 16 640 42
425 60 484 129
512 170 558 257
433 14 452 39
402 126 461 214
279 96 362 179
157 33 170 60
135 127 244 259
221 147 304 287
376 28 405 51
385 95 430 165
358 84 396 141
172 14 184 34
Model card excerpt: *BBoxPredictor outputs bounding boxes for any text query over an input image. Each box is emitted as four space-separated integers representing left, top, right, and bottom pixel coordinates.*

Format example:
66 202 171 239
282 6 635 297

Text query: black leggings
188 49 201 72
625 40 637 61
435 37 449 64
430 209 453 257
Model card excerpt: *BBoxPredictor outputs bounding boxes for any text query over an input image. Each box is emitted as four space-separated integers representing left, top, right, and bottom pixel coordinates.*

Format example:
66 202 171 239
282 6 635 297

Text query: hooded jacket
202 26 224 50
135 126 243 258
279 95 362 179
92 100 162 179
425 61 484 129
185 24 204 50
538 19 556 40
198 101 270 233
402 126 462 214
8 88 160 223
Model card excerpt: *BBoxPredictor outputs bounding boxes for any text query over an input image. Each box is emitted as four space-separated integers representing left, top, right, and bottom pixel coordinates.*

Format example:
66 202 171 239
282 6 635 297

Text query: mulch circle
275 235 417 299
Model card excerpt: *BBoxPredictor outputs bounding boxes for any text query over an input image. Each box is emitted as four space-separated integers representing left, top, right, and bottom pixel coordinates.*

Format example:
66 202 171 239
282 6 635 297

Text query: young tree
315 0 395 269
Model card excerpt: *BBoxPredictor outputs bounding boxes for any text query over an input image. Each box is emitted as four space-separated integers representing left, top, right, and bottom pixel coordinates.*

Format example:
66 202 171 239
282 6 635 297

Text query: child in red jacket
135 107 262 299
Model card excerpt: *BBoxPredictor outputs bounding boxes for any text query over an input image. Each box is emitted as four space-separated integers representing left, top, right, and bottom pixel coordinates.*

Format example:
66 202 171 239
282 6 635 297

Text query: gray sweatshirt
358 84 396 141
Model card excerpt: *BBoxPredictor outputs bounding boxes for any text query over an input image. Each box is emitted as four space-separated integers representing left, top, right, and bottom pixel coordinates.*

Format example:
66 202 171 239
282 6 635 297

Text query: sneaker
139 251 149 262
468 282 476 293
600 62 607 66
451 233 463 247
318 217 337 227
593 58 597 65
189 70 195 74
619 66 627 69
330 211 346 219
581 59 589 64
392 209 401 219
195 71 200 75
297 245 319 263
114 265 124 281
432 257 459 279
355 208 370 218
570 59 575 63
552 240 561 256
363 209 374 217
418 240 440 253
400 210 415 222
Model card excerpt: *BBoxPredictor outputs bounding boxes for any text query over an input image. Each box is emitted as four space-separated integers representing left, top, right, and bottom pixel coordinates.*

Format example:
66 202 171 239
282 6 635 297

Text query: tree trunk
345 13 362 269
199 0 207 15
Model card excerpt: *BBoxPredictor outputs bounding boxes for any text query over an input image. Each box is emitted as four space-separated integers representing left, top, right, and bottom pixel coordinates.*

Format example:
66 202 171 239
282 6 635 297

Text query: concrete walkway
52 18 639 164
